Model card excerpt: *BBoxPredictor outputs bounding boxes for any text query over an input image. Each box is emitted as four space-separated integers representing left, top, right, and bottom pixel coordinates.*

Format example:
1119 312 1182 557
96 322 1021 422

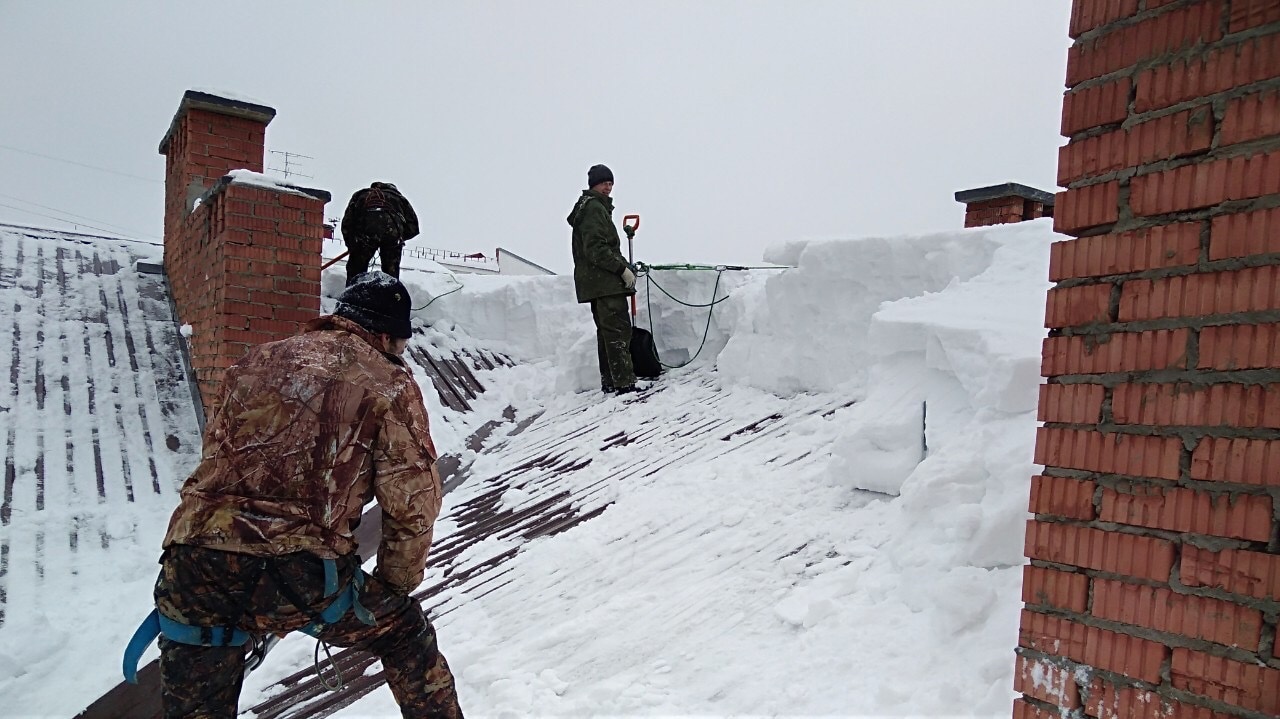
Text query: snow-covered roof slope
0 223 202 706
7 218 1057 717
238 219 1057 717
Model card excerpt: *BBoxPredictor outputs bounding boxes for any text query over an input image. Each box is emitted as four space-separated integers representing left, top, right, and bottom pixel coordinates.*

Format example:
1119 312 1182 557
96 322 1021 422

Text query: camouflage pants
346 210 407 283
591 295 635 388
154 545 462 719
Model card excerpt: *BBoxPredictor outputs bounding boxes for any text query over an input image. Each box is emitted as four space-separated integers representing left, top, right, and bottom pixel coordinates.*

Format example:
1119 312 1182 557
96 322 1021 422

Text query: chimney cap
954 182 1055 206
158 90 277 155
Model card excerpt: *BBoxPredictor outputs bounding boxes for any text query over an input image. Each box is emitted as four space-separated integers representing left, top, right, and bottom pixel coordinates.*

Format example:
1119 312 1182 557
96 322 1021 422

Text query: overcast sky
0 1 1070 272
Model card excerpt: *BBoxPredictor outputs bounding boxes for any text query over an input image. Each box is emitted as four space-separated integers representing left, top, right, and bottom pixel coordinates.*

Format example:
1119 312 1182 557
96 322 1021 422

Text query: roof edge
496 247 557 275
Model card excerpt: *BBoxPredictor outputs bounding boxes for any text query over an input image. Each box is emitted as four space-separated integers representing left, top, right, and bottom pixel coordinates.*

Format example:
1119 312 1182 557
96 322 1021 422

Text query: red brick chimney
1018 2 1280 718
159 90 330 415
955 183 1055 228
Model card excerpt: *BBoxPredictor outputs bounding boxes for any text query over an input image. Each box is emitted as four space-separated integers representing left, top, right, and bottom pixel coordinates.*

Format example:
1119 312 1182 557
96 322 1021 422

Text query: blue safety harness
122 556 374 684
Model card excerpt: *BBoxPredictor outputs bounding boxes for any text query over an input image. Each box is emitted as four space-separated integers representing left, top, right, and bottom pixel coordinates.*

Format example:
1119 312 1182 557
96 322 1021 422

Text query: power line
0 192 158 240
0 143 162 184
0 202 162 245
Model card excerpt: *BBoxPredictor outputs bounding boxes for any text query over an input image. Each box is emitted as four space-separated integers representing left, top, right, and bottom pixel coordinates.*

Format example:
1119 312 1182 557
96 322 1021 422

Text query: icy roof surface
0 223 202 700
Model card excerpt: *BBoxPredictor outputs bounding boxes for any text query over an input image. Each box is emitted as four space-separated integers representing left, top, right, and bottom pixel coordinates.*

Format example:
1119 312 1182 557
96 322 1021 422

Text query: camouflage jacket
163 315 441 595
568 190 633 303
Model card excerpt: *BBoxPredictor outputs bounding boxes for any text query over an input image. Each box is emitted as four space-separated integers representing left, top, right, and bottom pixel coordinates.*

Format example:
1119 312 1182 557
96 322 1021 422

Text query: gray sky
0 1 1070 272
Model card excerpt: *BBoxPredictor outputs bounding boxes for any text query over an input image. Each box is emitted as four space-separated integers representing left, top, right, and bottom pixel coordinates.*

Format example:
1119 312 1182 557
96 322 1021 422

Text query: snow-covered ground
0 218 1055 717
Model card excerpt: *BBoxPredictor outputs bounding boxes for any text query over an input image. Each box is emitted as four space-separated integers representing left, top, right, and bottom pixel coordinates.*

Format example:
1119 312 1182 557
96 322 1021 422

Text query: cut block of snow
826 399 924 496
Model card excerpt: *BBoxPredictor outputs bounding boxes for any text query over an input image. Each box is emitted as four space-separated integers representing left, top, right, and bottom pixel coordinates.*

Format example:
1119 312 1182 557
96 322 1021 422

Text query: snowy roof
0 223 202 638
246 373 860 717
9 217 1062 716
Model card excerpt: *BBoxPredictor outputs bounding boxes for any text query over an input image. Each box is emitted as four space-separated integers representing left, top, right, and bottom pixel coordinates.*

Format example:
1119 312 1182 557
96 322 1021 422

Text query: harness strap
122 609 252 684
122 557 373 684
122 609 160 684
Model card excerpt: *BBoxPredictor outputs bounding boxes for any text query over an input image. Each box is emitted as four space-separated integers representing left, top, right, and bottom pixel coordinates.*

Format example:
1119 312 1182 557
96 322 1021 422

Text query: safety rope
635 262 790 370
642 263 789 272
637 265 726 369
414 274 464 311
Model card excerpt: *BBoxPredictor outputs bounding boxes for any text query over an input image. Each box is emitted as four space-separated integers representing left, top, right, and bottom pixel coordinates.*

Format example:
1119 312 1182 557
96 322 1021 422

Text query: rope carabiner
314 638 345 692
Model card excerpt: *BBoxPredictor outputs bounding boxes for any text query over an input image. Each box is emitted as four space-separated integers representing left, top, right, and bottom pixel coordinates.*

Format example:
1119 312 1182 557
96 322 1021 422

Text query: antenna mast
267 150 314 181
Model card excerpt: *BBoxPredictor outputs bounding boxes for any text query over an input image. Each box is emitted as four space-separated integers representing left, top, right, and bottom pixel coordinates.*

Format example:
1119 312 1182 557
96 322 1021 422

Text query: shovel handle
623 215 640 318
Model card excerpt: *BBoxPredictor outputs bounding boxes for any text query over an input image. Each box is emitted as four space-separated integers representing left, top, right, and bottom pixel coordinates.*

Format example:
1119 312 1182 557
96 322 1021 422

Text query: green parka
568 190 633 303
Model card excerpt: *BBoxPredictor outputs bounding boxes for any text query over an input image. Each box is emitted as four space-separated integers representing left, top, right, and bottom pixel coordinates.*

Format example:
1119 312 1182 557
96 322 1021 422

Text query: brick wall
965 197 1048 227
1018 2 1280 717
159 91 328 414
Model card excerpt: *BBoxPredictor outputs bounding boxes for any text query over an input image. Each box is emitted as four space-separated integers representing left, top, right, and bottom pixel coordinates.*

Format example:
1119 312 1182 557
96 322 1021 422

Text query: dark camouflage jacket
163 315 442 595
341 182 420 243
568 190 633 303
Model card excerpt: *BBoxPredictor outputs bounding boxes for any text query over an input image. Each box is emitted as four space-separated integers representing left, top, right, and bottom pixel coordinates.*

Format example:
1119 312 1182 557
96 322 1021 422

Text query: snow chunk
225 169 319 198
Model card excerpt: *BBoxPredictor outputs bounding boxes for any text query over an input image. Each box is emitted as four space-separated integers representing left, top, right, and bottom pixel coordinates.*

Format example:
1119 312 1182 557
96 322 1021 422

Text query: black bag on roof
630 327 662 380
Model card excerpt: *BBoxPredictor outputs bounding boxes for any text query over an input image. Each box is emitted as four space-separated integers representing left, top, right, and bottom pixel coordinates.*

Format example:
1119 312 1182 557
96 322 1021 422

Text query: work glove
624 224 636 240
622 267 636 290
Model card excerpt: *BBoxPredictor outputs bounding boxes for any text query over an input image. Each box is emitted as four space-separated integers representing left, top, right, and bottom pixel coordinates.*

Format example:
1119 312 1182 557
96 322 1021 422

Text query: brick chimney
159 90 330 415
1018 2 1280 718
954 183 1055 228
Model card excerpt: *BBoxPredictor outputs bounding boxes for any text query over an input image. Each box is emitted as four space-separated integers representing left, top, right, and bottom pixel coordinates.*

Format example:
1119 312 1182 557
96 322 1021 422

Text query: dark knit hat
334 271 413 339
587 164 614 188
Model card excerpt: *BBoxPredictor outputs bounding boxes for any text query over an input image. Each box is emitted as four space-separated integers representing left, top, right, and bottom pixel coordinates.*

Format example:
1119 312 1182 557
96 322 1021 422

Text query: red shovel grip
622 214 640 234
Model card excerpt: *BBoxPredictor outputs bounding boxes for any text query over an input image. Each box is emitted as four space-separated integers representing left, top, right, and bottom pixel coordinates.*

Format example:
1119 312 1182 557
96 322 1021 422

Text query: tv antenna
268 150 314 181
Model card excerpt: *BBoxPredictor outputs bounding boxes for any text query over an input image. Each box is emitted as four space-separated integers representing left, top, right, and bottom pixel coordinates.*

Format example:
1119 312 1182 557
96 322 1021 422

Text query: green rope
644 271 731 309
413 275 464 311
641 262 791 272
641 268 726 369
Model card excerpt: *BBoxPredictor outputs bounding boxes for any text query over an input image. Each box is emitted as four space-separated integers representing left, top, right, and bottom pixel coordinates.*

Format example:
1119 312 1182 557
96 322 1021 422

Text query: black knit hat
587 164 614 188
334 272 413 339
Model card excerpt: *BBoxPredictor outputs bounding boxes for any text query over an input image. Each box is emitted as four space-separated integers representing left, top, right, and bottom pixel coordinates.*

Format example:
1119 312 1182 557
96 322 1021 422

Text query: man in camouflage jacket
341 181 420 284
154 272 462 718
568 164 637 394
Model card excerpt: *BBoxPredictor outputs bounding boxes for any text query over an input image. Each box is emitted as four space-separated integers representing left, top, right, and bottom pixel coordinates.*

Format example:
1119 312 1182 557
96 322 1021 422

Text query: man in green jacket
567 164 637 394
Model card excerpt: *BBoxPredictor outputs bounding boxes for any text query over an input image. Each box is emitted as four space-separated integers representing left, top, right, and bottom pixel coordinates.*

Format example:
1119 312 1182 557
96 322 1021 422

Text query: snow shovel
623 214 662 379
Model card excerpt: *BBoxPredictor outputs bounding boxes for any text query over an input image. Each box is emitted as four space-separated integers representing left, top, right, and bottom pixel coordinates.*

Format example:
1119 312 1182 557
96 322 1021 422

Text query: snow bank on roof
414 220 1051 399
717 228 1003 394
407 219 1053 551
871 221 1051 414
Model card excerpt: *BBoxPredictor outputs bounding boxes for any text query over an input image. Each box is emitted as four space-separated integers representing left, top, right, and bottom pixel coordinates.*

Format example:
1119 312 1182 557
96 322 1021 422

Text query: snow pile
321 219 1053 716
